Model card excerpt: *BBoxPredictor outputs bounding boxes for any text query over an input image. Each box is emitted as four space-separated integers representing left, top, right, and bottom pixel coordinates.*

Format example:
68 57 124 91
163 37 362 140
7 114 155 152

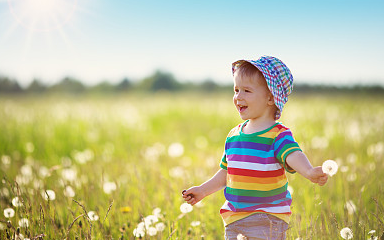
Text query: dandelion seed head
103 181 117 194
4 208 15 218
155 222 165 232
322 160 338 176
20 164 33 177
340 227 353 239
180 203 193 213
39 166 49 178
152 207 162 218
1 155 11 166
18 218 29 228
147 226 157 236
1 187 10 197
345 200 356 215
64 186 75 198
12 197 23 207
42 189 56 201
368 230 376 235
191 221 201 227
88 211 99 221
168 142 184 158
144 215 159 225
133 228 145 238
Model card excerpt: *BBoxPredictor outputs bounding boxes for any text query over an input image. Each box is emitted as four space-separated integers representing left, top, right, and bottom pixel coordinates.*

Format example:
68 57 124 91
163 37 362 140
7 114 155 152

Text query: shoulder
271 122 294 140
226 123 243 138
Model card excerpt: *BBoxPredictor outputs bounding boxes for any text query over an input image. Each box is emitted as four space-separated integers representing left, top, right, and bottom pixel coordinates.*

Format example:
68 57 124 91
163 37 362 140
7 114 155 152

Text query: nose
234 91 243 101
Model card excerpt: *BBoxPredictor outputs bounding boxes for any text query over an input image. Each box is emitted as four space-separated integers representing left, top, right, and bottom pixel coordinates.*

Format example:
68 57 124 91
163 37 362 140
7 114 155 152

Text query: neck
243 117 276 134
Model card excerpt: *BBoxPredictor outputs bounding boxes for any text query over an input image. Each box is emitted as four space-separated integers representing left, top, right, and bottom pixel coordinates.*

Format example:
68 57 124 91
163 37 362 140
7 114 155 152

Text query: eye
234 88 239 93
245 89 251 93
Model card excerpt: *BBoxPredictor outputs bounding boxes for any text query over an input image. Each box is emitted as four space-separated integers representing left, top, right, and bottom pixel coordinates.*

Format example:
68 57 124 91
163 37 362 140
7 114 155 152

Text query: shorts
224 213 289 240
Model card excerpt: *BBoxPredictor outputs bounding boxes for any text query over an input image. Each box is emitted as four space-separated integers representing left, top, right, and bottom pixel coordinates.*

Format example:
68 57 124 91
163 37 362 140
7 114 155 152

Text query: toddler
182 56 328 240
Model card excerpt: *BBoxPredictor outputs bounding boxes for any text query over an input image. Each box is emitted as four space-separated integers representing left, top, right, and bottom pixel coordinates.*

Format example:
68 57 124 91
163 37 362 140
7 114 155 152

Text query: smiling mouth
238 105 248 113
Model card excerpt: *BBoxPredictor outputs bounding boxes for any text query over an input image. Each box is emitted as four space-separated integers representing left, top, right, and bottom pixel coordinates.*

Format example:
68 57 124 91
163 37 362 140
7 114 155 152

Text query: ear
267 94 275 106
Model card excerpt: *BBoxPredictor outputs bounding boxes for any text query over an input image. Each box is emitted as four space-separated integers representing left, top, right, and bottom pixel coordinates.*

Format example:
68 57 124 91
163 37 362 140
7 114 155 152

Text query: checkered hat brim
232 56 294 120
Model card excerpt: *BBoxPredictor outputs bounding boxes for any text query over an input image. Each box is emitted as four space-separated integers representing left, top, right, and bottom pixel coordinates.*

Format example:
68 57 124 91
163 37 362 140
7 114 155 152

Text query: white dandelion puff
322 160 338 176
61 168 77 182
42 190 56 201
63 186 75 198
133 228 145 238
144 215 159 225
152 207 162 218
39 166 50 178
180 203 193 213
368 230 376 235
340 227 353 239
18 218 29 228
87 211 99 221
1 155 11 166
168 142 184 158
4 208 15 218
103 181 117 194
147 226 157 236
12 197 23 207
155 222 165 232
345 200 356 215
191 221 201 227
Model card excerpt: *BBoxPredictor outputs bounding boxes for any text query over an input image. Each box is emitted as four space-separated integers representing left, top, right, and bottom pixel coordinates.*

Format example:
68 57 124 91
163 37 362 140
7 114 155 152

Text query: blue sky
0 0 383 87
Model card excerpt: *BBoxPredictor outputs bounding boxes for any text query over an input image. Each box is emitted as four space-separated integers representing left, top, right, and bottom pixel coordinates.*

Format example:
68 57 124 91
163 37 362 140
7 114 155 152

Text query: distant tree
140 70 180 91
90 81 115 92
0 76 23 93
115 78 132 91
200 79 218 91
26 79 47 92
50 77 85 93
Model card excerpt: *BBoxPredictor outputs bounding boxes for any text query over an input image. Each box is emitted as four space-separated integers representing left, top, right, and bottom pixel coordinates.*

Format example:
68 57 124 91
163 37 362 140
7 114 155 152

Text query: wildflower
345 200 356 215
152 207 162 217
168 142 184 158
12 197 23 207
155 222 165 232
191 221 201 227
39 166 50 178
18 218 29 228
322 160 338 176
42 190 56 201
147 226 157 236
61 168 77 182
63 186 75 198
340 227 353 239
368 230 376 235
1 187 10 197
103 181 117 194
88 211 99 221
144 215 159 225
120 206 132 213
4 208 15 218
1 155 11 166
180 203 193 213
133 228 145 238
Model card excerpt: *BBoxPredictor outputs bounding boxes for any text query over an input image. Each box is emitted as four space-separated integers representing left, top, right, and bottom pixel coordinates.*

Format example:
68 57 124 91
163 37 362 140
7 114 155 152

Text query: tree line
0 70 383 95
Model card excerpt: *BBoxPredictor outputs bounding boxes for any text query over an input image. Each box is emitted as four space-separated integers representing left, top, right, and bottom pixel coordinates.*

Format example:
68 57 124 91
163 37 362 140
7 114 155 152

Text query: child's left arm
286 151 328 186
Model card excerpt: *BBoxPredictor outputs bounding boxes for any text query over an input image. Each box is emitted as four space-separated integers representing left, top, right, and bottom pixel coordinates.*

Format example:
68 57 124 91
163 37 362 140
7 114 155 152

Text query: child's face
233 71 274 121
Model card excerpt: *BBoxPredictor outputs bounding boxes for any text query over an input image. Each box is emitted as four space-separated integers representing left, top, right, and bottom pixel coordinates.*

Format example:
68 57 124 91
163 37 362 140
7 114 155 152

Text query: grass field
0 92 383 239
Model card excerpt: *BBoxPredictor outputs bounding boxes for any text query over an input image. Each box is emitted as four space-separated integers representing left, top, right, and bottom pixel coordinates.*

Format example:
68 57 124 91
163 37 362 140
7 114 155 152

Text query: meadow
0 92 383 240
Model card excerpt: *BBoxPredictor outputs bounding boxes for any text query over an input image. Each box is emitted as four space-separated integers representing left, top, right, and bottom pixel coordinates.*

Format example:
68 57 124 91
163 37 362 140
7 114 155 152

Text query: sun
7 0 78 32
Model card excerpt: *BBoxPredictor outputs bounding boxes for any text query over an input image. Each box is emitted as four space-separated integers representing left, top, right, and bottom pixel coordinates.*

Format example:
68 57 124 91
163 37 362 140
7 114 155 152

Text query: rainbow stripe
219 121 301 226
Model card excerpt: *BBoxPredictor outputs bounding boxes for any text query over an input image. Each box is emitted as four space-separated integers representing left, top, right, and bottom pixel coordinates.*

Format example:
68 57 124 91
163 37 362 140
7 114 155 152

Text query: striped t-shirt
219 121 301 226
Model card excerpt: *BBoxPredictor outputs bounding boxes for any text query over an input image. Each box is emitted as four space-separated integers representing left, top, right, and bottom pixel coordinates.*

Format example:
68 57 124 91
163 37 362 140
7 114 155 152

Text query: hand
182 186 205 206
307 166 328 186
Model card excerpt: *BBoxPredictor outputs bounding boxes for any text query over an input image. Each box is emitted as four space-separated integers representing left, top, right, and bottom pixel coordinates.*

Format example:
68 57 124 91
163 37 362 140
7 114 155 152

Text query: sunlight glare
8 0 77 32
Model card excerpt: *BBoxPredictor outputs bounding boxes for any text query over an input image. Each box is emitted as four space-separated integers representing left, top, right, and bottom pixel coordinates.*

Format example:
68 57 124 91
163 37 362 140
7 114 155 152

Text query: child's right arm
182 168 227 205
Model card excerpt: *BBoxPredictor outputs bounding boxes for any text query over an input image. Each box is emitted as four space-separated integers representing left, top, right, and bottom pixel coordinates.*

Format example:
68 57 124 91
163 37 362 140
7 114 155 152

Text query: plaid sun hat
232 56 294 120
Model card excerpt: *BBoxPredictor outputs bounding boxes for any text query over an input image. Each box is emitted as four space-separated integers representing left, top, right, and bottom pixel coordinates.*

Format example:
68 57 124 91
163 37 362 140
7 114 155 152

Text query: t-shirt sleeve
220 151 227 170
273 129 302 174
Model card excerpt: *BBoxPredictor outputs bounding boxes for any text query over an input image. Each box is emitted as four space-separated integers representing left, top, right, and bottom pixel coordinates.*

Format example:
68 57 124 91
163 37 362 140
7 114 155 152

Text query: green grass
0 93 383 239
